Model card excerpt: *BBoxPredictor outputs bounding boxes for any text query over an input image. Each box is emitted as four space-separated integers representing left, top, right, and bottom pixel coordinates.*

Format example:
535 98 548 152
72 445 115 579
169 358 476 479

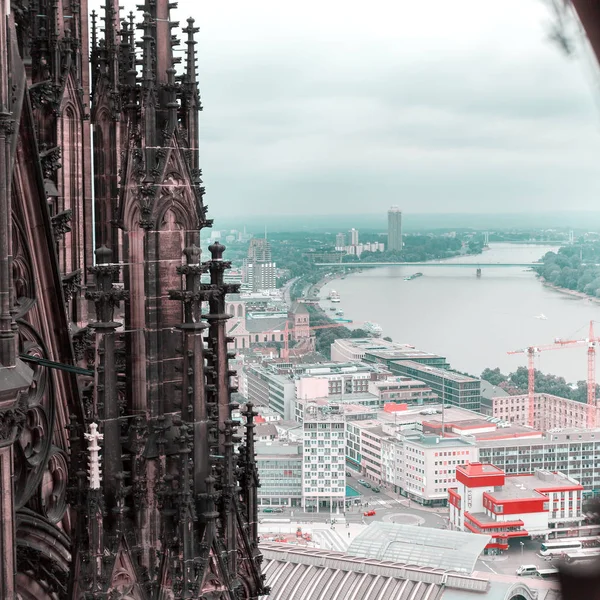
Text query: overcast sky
113 0 600 220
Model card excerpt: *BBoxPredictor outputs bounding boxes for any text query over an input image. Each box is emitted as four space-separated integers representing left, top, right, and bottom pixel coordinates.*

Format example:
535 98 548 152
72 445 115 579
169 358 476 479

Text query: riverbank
306 269 349 299
539 277 600 305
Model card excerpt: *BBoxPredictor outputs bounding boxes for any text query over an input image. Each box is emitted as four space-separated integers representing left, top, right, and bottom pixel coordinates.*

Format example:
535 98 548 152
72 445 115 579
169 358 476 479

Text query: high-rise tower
244 238 276 291
388 206 403 252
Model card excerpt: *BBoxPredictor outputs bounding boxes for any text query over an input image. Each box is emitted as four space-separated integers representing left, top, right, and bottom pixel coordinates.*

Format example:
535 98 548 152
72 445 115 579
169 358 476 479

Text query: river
318 243 600 384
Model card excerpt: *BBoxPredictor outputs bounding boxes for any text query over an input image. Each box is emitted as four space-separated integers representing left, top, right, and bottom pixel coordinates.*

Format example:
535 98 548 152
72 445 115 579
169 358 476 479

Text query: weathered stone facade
0 0 265 598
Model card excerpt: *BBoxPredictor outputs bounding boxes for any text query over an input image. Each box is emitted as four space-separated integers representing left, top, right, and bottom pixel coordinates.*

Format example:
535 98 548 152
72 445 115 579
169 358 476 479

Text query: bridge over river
315 262 540 269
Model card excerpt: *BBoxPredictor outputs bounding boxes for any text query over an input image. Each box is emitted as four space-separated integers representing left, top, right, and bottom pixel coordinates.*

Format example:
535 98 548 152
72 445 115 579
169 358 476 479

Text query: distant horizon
212 210 600 234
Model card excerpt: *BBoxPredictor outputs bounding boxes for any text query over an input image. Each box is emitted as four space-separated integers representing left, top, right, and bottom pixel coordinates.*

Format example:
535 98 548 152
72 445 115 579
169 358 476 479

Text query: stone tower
0 0 265 597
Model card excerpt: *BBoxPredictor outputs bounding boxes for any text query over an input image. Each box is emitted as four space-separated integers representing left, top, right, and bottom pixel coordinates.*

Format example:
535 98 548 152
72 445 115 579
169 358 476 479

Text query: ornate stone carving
72 325 94 362
51 209 73 240
62 270 82 302
39 145 62 180
0 407 26 442
37 447 69 524
29 81 60 112
0 113 15 136
14 323 56 509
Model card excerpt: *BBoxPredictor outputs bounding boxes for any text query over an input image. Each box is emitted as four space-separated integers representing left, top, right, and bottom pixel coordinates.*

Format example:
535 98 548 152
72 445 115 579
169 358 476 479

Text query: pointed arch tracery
153 172 199 232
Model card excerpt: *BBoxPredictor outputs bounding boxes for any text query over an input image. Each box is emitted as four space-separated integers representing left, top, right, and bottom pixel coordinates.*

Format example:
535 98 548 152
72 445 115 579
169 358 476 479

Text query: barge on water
404 272 423 281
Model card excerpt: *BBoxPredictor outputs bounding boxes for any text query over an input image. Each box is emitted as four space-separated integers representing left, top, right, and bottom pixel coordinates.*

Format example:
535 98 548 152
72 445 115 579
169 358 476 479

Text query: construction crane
280 319 381 360
508 337 582 427
586 321 598 428
253 316 381 361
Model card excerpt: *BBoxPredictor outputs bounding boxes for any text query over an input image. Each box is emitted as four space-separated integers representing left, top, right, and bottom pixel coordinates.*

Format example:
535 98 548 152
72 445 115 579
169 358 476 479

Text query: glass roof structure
347 522 490 574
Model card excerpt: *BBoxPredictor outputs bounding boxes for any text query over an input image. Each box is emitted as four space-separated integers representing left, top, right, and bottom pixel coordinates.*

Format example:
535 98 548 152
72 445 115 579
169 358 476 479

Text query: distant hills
215 211 600 234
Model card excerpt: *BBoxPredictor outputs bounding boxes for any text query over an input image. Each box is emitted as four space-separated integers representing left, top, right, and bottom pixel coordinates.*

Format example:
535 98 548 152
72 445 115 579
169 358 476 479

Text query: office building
368 377 438 405
256 441 303 507
245 361 386 420
244 238 277 291
449 463 584 550
349 228 359 246
388 206 403 252
398 432 479 506
246 365 296 419
302 404 346 511
331 338 449 368
335 233 346 249
490 392 600 430
389 360 481 411
477 428 600 498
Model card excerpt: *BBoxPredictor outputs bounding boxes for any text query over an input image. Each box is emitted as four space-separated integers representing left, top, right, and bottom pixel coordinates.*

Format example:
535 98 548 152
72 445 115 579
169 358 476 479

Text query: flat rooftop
489 470 582 502
472 427 542 441
376 404 486 426
366 348 447 361
458 463 504 477
296 394 379 407
403 433 475 448
255 441 302 457
477 428 600 447
333 338 416 351
392 360 479 383
371 377 433 389
425 418 491 429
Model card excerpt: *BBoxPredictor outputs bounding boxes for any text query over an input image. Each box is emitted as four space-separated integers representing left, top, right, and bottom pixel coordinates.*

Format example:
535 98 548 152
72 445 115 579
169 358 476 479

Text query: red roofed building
449 462 584 550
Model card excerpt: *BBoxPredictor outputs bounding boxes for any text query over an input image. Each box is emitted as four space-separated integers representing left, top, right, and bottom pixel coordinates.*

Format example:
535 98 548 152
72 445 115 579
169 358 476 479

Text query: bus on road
565 550 600 564
540 540 582 556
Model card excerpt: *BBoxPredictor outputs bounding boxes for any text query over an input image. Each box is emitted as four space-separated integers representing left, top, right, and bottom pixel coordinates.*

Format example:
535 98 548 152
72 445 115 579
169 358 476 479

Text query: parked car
372 487 380 493
358 479 371 488
262 507 283 513
363 510 376 517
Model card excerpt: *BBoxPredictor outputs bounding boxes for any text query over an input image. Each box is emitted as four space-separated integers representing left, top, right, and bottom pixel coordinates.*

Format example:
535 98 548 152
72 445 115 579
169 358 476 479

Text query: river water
319 244 600 384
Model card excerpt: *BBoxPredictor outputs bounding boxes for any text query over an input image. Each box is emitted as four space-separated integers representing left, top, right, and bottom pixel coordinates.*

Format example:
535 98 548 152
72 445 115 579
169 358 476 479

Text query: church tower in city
0 0 265 597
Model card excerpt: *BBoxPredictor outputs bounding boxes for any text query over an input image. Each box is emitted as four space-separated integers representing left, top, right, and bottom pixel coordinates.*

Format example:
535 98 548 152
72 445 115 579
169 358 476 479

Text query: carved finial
183 17 199 85
84 423 104 489
208 241 225 261
91 11 98 51
87 246 128 325
95 245 112 265
141 11 154 87
183 244 201 265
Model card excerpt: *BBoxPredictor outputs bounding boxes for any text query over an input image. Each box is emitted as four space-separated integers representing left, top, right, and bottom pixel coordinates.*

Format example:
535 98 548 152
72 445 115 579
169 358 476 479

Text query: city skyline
114 0 600 220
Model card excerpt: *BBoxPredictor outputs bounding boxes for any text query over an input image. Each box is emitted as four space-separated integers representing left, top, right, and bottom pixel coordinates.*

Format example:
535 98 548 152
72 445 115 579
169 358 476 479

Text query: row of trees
305 305 371 358
536 243 600 297
481 366 598 403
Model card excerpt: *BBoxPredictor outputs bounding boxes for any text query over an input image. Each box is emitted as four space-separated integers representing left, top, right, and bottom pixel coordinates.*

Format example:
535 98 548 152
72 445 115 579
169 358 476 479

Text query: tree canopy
536 243 600 297
481 366 596 403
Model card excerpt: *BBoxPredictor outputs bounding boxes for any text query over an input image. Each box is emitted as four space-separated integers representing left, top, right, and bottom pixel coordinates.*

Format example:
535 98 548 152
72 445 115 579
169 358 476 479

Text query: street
259 472 561 579
260 471 448 529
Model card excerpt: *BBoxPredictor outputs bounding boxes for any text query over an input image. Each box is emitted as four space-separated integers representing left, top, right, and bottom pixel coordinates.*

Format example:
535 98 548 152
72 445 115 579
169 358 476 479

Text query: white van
516 565 538 577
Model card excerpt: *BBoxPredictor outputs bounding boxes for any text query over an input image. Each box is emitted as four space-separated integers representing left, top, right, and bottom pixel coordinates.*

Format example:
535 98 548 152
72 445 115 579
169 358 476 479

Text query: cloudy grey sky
118 0 600 220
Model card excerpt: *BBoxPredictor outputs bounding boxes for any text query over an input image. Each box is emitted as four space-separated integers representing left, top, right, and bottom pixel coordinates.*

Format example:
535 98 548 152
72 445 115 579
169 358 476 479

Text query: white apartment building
400 433 479 506
302 404 346 511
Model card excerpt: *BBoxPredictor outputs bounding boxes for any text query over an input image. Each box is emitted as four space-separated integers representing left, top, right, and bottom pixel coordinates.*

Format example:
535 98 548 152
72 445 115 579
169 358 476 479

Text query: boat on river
404 272 423 281
364 322 383 337
330 290 341 303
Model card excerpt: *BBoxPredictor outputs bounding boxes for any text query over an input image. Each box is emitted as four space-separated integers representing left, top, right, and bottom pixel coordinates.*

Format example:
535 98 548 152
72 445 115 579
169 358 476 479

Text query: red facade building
449 463 584 551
